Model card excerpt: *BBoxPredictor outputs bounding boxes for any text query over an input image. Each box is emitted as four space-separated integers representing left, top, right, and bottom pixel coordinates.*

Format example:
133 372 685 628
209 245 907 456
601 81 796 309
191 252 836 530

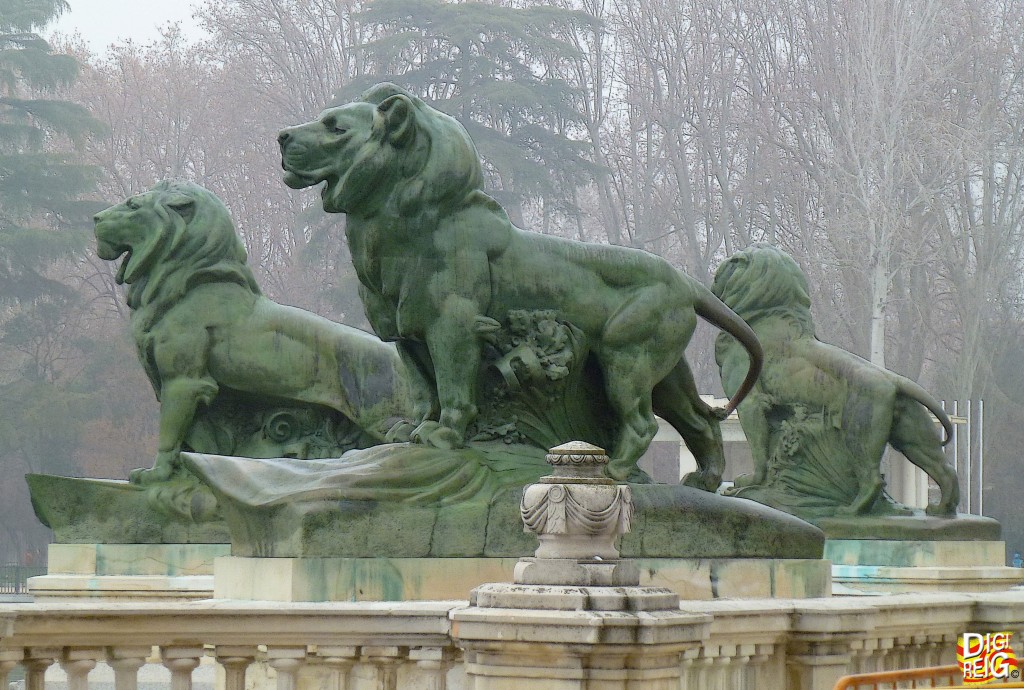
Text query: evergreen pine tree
1 0 104 306
339 0 602 225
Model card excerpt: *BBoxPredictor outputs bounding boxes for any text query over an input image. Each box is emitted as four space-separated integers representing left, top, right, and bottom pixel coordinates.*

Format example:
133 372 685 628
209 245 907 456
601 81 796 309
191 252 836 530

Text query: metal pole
952 400 959 472
967 400 973 515
952 400 960 511
978 399 985 516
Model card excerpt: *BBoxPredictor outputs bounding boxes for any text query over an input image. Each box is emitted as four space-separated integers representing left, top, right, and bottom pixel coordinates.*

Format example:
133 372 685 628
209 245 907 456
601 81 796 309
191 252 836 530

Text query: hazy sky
49 0 205 52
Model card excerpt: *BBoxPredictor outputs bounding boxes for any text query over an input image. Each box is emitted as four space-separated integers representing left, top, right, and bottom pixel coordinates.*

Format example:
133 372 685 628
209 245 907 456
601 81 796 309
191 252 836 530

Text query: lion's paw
410 420 464 450
385 420 417 443
925 503 956 518
732 472 763 489
709 406 731 422
129 464 173 486
681 471 722 492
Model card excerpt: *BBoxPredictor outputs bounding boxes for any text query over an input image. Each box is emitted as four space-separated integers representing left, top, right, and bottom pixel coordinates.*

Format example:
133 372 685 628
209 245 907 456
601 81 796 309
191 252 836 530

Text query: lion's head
278 82 484 219
94 180 260 313
711 244 815 336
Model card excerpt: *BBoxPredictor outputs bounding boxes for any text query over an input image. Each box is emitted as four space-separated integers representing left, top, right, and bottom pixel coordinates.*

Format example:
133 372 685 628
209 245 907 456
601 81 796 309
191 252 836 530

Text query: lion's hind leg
599 348 661 482
600 283 696 481
653 361 725 492
890 398 960 517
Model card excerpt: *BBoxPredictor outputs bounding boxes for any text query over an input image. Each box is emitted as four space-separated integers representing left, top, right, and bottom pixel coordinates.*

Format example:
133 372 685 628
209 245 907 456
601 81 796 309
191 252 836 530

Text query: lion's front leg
731 395 772 487
132 375 219 485
385 340 439 443
409 297 485 450
398 340 440 424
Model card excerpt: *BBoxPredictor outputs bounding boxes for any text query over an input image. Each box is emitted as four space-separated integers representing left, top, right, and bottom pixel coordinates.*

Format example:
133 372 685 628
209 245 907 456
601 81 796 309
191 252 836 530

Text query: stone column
451 442 712 690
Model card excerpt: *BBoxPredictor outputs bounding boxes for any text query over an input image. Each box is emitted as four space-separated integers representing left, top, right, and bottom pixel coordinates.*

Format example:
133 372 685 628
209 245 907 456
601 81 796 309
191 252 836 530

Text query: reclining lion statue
712 243 960 517
93 180 411 484
278 82 763 484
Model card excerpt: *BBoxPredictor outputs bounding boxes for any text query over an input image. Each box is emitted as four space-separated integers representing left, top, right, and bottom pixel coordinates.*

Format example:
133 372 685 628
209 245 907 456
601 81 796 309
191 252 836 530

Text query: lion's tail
695 289 763 416
895 376 955 446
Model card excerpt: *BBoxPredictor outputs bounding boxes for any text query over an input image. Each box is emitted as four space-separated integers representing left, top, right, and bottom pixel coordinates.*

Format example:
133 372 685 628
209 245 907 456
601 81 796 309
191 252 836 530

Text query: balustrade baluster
693 653 715 690
409 647 450 690
266 647 306 690
160 647 204 690
313 646 357 690
732 644 753 689
680 648 699 689
107 647 151 690
747 645 773 689
60 649 102 690
214 646 257 690
711 647 734 690
360 647 403 690
23 648 58 690
0 649 23 689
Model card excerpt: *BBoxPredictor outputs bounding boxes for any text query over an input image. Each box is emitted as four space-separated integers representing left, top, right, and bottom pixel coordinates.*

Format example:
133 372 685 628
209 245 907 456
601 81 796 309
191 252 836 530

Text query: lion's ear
165 194 196 224
377 94 416 148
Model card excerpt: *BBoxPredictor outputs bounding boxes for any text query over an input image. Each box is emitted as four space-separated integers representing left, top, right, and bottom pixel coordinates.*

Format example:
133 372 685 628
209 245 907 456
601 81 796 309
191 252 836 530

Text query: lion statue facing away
278 82 764 485
711 244 960 518
93 180 411 485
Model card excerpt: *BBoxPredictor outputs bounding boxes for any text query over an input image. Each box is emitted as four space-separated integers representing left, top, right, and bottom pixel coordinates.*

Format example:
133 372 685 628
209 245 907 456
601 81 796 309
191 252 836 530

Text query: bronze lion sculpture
94 180 411 484
278 83 763 484
712 244 959 517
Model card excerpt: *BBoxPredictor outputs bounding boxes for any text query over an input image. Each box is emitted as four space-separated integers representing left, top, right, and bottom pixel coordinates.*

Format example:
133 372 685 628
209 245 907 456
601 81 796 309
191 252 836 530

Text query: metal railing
834 664 961 688
0 564 45 595
833 664 1024 689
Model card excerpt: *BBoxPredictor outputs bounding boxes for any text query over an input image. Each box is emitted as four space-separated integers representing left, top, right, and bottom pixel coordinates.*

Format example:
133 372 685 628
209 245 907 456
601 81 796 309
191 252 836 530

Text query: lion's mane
712 243 815 338
127 180 260 335
329 83 501 232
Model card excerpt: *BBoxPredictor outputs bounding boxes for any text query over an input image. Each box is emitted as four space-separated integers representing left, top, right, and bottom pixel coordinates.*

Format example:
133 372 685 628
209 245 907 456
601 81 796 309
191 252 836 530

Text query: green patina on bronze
32 92 831 561
27 474 230 544
179 446 823 559
91 180 412 490
712 244 961 522
278 82 764 487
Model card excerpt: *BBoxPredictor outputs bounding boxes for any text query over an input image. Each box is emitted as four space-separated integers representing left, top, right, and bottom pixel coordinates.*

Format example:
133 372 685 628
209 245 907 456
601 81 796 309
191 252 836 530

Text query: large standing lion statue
277 82 764 484
94 180 411 484
712 243 960 518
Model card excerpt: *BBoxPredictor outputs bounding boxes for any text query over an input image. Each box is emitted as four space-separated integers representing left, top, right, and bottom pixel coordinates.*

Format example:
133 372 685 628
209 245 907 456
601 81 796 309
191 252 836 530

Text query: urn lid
544 441 611 480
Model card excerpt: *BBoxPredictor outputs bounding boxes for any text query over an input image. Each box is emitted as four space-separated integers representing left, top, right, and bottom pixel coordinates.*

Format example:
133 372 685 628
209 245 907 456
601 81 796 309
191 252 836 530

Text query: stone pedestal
213 555 831 601
450 443 708 689
452 583 710 690
827 539 1024 593
28 543 228 602
214 442 830 602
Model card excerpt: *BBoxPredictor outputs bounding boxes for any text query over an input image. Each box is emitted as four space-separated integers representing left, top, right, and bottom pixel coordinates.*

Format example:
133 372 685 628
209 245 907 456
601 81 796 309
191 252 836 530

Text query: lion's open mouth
283 169 320 189
281 156 323 190
96 237 132 284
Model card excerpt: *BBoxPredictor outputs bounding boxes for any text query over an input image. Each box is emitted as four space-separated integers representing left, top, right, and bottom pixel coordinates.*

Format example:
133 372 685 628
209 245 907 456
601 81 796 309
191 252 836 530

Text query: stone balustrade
0 592 1022 690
